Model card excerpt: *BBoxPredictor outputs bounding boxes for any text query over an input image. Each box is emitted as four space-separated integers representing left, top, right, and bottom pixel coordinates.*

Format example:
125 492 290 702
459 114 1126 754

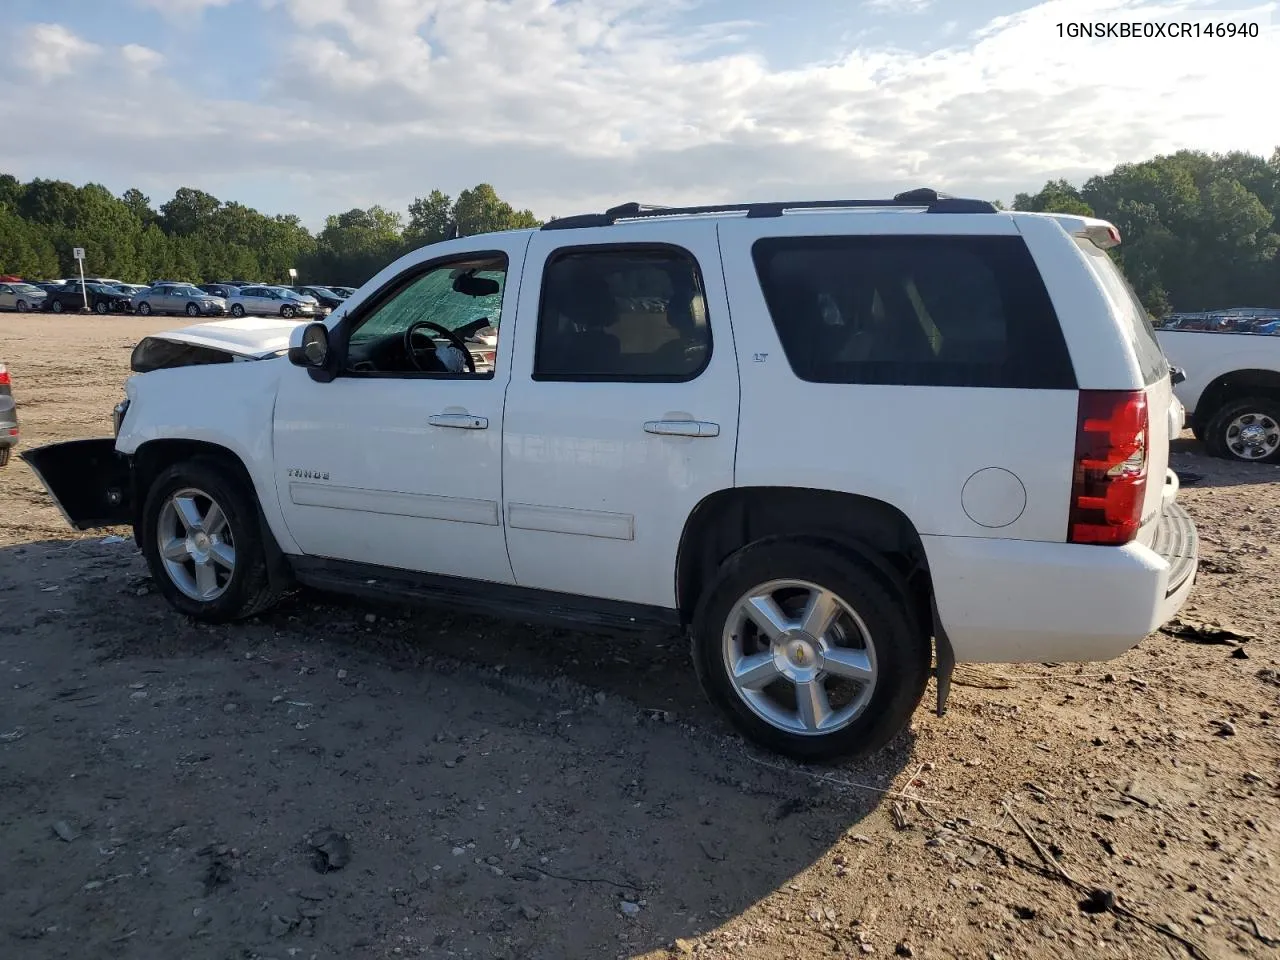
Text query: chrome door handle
644 419 719 438
428 413 488 429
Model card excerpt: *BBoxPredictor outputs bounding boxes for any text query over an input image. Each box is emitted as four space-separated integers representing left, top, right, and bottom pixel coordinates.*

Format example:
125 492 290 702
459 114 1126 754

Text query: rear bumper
925 501 1198 663
19 438 134 529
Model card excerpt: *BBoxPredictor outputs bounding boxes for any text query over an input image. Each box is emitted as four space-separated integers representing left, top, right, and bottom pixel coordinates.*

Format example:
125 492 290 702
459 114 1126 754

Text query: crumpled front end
20 438 134 530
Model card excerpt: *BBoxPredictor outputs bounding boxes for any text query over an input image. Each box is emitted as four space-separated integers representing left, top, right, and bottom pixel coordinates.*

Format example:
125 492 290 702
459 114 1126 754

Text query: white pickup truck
1155 319 1280 464
22 190 1198 761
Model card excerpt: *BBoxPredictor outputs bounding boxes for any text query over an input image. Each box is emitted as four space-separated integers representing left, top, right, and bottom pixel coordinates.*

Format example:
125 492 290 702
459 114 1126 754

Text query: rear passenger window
751 235 1076 389
534 246 711 381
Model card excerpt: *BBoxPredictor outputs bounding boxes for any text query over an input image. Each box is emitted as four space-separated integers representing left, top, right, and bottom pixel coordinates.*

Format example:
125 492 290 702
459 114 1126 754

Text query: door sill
290 556 682 634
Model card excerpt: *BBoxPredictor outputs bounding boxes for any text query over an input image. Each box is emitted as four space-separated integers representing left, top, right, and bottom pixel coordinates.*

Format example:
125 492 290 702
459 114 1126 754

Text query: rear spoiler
1043 213 1122 250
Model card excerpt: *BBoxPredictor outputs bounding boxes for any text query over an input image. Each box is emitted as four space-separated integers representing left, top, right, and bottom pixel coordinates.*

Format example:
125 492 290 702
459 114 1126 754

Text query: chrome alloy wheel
156 487 236 601
1226 411 1280 461
722 579 878 736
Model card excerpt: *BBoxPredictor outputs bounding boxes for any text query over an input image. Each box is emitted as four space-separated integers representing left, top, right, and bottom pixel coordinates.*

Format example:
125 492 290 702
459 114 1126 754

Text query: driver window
345 254 507 378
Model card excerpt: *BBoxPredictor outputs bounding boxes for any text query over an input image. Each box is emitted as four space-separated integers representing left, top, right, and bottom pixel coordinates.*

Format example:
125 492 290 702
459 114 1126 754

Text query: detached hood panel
131 317 309 371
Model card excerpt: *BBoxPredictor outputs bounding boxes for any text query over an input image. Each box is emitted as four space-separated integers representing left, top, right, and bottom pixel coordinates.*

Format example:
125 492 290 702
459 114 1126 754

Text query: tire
1203 397 1280 464
231 303 245 318
16 300 28 313
281 304 296 319
186 303 200 317
51 299 64 313
691 538 930 763
95 300 109 315
140 459 282 623
137 301 152 316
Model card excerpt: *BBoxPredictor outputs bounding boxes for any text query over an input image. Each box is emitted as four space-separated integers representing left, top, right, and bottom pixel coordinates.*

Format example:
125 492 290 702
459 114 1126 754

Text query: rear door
501 222 740 608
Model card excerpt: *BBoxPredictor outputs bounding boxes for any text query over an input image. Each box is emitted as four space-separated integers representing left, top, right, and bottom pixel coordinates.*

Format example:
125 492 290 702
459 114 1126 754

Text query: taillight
0 364 9 387
1068 390 1148 545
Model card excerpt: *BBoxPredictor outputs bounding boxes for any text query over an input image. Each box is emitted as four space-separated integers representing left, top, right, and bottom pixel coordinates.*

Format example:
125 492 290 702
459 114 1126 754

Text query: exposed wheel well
130 439 291 587
1193 369 1280 432
675 487 934 632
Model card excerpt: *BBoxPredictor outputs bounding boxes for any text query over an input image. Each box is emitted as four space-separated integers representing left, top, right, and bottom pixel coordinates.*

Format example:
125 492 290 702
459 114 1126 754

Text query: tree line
0 178 540 288
2 147 1278 313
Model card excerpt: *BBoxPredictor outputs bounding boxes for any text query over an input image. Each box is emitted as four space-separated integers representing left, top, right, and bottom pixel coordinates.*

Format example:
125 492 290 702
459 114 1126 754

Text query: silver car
134 284 228 318
226 285 316 319
0 282 48 312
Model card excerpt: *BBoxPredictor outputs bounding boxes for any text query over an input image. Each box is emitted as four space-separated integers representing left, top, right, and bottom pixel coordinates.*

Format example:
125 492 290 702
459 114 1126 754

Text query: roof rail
541 188 996 230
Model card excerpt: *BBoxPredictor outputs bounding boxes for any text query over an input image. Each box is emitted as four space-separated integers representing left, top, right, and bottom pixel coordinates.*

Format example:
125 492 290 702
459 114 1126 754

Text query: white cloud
122 44 165 75
13 23 100 82
133 0 241 17
864 0 933 13
1 1 1277 226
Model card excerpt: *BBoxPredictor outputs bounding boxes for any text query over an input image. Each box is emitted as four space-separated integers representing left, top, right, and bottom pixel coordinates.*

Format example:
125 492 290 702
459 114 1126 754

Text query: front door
501 222 740 609
272 236 529 584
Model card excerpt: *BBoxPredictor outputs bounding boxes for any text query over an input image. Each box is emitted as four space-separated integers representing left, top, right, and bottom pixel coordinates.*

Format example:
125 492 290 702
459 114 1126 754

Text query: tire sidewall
187 304 199 316
691 539 930 763
231 304 245 317
138 302 152 316
140 460 266 623
1206 397 1280 464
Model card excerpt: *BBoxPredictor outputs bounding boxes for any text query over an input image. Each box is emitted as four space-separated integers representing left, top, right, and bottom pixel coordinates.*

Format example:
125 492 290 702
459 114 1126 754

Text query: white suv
22 189 1198 761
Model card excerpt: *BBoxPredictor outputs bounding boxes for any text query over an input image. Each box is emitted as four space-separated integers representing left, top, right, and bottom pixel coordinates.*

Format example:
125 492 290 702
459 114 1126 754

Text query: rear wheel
1203 397 1280 464
691 539 930 762
140 460 282 622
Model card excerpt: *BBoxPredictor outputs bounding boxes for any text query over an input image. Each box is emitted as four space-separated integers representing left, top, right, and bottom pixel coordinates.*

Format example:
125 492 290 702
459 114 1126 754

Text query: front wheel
281 304 296 319
1203 397 1280 464
140 460 282 622
691 539 930 763
51 299 64 313
230 303 245 318
186 303 200 317
16 300 28 313
137 301 152 316
95 300 110 315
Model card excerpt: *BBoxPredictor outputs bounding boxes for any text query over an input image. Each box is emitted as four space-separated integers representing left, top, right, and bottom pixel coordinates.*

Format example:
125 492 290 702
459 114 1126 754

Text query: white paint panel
507 502 634 540
290 481 500 526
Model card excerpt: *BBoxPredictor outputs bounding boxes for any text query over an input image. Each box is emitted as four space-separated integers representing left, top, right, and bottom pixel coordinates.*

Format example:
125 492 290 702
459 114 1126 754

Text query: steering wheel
404 320 476 373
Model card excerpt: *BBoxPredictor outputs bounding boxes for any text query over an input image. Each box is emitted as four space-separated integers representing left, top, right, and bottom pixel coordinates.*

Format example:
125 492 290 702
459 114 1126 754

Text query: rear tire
691 538 930 763
1203 397 1280 464
140 459 282 623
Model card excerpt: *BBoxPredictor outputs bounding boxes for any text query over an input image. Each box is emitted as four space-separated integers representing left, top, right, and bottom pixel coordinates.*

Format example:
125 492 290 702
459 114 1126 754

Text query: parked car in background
132 284 228 318
225 285 316 318
0 362 16 468
329 286 357 298
1156 315 1280 463
0 281 49 312
198 283 240 301
43 282 132 315
292 285 344 315
112 283 151 298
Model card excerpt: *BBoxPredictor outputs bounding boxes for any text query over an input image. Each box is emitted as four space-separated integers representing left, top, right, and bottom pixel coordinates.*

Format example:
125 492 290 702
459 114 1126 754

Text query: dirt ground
1 313 1278 960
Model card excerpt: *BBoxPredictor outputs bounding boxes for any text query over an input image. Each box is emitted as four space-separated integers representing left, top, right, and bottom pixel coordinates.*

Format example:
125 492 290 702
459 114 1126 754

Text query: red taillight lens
1068 390 1148 545
0 365 9 387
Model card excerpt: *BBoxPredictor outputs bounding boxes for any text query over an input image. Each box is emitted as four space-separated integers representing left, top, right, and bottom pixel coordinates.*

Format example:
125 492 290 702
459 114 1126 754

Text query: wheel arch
1192 368 1280 432
675 486 934 631
132 438 291 587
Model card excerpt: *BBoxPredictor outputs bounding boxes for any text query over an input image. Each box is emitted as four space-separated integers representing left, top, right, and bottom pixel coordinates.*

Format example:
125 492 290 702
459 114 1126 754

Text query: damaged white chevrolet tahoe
23 190 1199 762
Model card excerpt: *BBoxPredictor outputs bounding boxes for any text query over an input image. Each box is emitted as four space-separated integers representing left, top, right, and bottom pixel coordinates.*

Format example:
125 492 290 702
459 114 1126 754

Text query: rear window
751 235 1076 389
1072 238 1168 385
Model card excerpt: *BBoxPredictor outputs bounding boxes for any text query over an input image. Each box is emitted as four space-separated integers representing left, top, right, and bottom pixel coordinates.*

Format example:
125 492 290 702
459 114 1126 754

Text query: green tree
1012 179 1094 216
452 183 541 237
404 189 454 248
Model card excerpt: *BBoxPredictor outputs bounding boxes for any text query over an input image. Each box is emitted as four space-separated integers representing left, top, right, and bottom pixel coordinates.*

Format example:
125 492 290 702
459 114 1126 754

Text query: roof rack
541 188 996 230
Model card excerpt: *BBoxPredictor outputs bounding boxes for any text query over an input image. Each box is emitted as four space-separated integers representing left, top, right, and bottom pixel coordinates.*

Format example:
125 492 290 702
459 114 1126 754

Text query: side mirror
289 322 331 369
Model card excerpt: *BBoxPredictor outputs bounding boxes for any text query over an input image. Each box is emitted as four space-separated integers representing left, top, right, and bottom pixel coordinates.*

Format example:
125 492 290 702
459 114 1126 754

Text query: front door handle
644 419 719 438
428 413 488 430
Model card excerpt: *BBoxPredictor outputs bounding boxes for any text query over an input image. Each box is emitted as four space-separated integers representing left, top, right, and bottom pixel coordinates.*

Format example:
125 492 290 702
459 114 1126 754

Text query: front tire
140 460 281 622
1203 397 1280 464
186 303 200 317
137 301 152 316
231 303 245 318
16 300 28 313
95 300 109 315
281 304 296 319
691 539 930 763
51 299 64 313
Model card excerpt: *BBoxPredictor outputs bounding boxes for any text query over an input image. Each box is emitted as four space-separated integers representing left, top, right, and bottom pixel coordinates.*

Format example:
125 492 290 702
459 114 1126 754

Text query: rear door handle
644 419 719 438
428 413 488 430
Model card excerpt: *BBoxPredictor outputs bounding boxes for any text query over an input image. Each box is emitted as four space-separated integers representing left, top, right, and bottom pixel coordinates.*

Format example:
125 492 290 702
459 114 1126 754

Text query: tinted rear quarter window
1072 238 1168 386
751 235 1076 389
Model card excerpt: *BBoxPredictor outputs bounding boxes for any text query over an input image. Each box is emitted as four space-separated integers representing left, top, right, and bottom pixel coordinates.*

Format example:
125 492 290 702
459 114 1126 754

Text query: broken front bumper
20 438 134 530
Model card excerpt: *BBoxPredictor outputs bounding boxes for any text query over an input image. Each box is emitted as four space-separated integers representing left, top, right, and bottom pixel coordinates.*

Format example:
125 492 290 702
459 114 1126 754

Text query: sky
1 0 1277 230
